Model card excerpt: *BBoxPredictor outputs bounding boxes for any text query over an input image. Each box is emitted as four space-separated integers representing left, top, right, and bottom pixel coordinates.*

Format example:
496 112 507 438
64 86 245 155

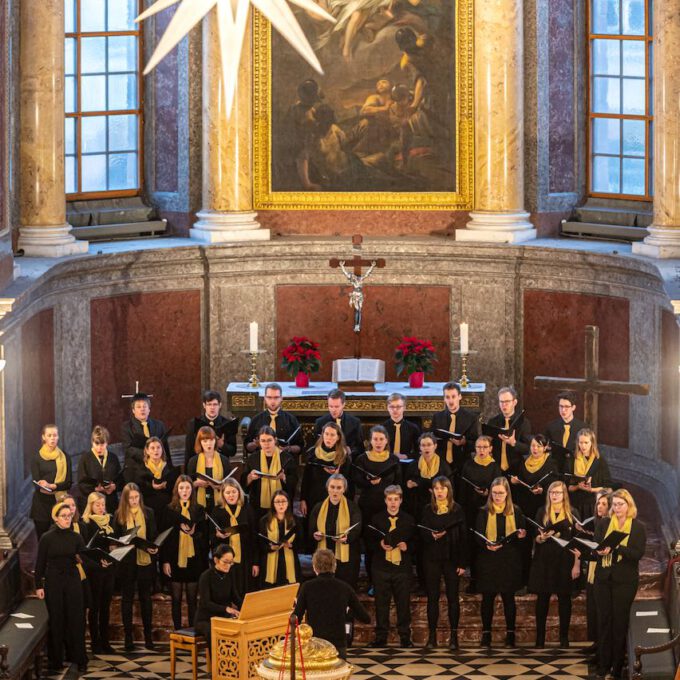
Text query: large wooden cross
329 235 386 357
533 325 650 432
121 380 153 399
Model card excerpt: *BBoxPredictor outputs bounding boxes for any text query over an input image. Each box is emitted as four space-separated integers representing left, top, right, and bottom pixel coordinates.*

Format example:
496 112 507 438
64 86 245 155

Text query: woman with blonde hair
593 488 646 680
475 476 526 647
136 436 178 525
567 428 611 519
528 480 581 648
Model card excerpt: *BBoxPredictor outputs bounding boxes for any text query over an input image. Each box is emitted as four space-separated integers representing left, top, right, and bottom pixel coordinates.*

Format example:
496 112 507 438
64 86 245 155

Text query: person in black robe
77 425 121 514
543 390 588 472
194 545 242 648
382 392 421 459
293 548 370 659
121 393 169 483
593 489 646 680
161 475 207 630
528 480 581 647
30 424 73 538
475 476 526 648
35 501 90 673
566 428 612 520
419 476 467 650
484 386 532 474
314 389 365 460
134 436 179 527
308 473 362 589
209 479 259 595
244 383 304 457
242 426 298 517
184 389 237 467
430 382 479 479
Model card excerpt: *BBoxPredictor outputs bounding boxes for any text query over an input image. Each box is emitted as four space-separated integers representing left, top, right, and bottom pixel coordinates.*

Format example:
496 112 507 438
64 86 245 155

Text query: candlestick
249 322 258 352
452 349 477 388
460 322 469 354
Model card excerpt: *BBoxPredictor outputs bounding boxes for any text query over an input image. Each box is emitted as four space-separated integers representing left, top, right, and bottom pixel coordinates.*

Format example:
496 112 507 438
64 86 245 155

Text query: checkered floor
46 643 593 680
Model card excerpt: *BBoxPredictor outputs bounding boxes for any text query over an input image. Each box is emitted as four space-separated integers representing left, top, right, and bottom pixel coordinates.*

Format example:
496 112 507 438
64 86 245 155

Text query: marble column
18 0 87 257
191 12 270 243
456 0 536 244
632 0 680 258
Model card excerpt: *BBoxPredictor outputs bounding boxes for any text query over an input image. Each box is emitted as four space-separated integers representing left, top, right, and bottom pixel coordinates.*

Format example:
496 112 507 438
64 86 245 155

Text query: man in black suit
293 549 370 658
381 393 420 459
485 386 532 474
543 390 588 472
430 382 478 475
121 393 169 482
243 383 304 456
184 389 237 467
314 389 364 459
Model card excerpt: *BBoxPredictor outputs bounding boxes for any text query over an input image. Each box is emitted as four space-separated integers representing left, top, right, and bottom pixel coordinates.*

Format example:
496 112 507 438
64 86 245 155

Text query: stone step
574 205 652 227
561 220 648 241
71 219 168 241
67 197 156 227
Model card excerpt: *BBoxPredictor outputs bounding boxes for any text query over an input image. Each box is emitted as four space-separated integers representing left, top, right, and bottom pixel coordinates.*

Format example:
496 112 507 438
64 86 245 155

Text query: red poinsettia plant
281 336 321 377
394 336 437 375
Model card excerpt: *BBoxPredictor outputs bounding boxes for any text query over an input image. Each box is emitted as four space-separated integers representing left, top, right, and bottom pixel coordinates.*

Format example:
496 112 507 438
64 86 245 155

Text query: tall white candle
460 322 469 353
249 321 258 352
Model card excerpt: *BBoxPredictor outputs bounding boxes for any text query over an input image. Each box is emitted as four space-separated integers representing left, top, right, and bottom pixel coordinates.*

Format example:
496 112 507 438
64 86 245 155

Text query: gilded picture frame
252 0 473 210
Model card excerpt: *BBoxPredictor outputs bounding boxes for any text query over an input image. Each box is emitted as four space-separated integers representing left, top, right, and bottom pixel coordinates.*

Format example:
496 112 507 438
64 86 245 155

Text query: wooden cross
533 325 649 433
121 380 153 399
329 235 386 357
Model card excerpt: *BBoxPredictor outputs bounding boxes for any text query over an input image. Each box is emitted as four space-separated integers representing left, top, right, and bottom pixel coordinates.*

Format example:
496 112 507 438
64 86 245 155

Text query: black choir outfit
381 417 421 458
35 526 88 670
308 496 362 588
403 456 453 520
566 454 612 520
186 452 232 515
134 460 179 526
418 502 467 643
368 508 415 644
543 416 588 471
30 450 73 538
242 449 298 516
77 448 122 514
244 409 305 451
300 447 352 513
162 504 208 583
486 412 532 474
594 516 646 678
314 413 365 460
528 506 581 646
184 413 238 466
257 514 303 588
430 407 479 474
121 416 169 483
194 566 243 644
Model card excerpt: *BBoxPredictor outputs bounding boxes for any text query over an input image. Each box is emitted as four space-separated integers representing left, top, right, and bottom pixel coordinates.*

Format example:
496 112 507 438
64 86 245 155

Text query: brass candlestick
453 350 477 388
242 349 266 388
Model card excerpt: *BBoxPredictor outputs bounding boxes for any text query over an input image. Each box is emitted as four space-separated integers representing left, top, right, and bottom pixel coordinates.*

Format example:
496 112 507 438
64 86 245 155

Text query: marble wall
661 309 679 465
0 0 14 290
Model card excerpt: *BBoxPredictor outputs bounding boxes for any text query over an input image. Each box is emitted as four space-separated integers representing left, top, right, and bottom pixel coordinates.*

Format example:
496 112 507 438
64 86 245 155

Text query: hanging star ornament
136 0 335 118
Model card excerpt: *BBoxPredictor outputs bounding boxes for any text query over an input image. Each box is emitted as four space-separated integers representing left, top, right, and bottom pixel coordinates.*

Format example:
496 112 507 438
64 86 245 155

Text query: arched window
588 0 652 198
65 0 142 197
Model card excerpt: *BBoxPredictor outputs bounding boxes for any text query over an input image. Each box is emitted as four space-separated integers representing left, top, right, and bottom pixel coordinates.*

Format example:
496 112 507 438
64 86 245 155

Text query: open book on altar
332 358 385 386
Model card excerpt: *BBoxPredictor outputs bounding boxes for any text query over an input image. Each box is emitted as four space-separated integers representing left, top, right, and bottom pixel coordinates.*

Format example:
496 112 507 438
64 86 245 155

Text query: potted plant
281 336 321 387
394 336 437 388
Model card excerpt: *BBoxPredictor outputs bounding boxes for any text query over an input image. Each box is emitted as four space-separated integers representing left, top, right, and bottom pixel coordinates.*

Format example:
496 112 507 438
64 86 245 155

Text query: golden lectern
211 584 299 680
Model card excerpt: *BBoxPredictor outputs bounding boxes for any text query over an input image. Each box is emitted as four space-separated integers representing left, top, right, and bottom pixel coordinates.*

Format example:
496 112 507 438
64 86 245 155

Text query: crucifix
121 380 153 399
329 234 386 357
533 325 650 433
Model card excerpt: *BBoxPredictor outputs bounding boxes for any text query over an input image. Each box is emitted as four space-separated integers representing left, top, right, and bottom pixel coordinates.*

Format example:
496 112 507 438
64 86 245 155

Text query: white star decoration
136 0 335 118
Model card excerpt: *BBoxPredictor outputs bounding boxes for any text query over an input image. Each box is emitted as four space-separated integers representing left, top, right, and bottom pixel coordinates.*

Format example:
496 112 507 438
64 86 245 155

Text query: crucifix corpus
121 380 153 399
533 325 650 433
329 234 386 358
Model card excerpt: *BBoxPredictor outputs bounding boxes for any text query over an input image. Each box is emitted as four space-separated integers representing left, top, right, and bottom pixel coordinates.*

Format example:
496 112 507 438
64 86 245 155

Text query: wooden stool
169 629 211 680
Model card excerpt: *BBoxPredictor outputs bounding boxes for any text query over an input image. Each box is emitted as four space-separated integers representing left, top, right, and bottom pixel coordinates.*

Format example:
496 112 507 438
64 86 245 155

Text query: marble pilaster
632 0 680 258
17 0 87 257
190 12 270 243
457 0 536 243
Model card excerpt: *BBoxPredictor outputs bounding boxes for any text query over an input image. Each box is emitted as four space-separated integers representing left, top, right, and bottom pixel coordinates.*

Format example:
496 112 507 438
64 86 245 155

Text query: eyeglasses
491 491 507 496
476 445 491 450
549 490 564 495
218 558 234 566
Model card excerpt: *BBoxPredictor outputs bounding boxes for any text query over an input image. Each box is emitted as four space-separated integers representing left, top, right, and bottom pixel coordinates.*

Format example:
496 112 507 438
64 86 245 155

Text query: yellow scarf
418 454 440 479
71 523 87 580
145 458 165 480
436 500 449 515
314 445 337 463
574 452 597 477
601 515 632 567
223 504 242 563
127 507 151 566
316 497 350 562
525 452 548 473
549 506 566 527
474 453 494 466
178 501 196 568
366 449 390 463
259 450 282 509
196 453 224 508
385 516 401 565
485 503 516 543
265 516 296 584
39 445 67 501
89 513 114 535
92 447 108 470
